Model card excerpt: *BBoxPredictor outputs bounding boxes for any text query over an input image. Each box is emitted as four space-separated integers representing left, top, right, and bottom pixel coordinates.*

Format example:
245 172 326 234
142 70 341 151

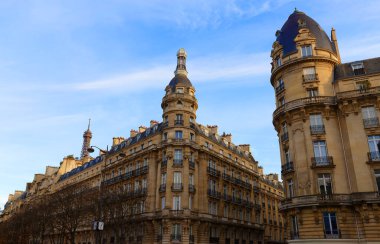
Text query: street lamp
87 146 108 154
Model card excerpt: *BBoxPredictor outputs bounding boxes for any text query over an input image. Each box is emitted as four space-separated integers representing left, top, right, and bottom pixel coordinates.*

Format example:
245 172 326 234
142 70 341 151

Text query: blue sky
1 0 380 208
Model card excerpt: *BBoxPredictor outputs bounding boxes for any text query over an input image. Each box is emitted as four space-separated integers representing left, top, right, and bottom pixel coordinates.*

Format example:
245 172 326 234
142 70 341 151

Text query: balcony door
323 212 339 238
313 141 328 164
318 173 332 196
368 135 380 160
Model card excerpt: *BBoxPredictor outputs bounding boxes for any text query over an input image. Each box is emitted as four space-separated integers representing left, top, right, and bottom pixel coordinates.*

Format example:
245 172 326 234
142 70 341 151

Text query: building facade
1 49 285 244
271 10 380 244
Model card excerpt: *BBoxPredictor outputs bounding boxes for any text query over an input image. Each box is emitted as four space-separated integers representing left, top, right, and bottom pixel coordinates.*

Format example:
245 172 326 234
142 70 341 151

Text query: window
224 204 229 217
318 173 332 196
174 172 182 184
287 179 294 198
190 133 194 141
172 224 181 240
176 87 184 93
161 197 166 209
310 114 325 134
209 201 218 215
301 45 312 57
175 114 183 125
279 97 285 106
375 169 380 191
161 173 167 184
308 88 319 97
223 185 228 196
276 78 284 93
209 179 217 191
284 149 291 164
275 56 282 67
190 116 194 123
357 80 370 91
362 106 378 128
175 130 183 139
303 67 316 81
351 62 365 75
367 135 380 160
163 132 168 141
189 195 193 210
291 216 299 239
189 174 194 185
323 212 339 238
208 160 216 169
313 141 329 164
142 178 147 188
173 196 181 210
174 149 183 162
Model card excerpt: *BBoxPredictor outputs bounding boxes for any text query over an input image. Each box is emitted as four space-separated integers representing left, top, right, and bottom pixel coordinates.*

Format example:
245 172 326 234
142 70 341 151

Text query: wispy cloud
73 52 269 91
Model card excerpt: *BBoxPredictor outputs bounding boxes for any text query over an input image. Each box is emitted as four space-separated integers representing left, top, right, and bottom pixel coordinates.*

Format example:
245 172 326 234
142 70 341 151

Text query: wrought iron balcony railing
275 83 285 94
159 184 166 192
170 234 182 241
171 183 183 192
173 159 183 167
189 160 195 169
174 119 184 125
189 184 196 193
368 151 380 162
310 125 325 135
311 156 334 168
281 162 294 174
207 189 221 199
363 117 380 128
207 166 220 177
290 231 299 240
302 73 319 83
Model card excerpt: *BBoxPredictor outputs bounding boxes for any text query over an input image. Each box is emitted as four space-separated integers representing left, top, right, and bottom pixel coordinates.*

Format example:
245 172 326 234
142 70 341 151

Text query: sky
1 0 380 209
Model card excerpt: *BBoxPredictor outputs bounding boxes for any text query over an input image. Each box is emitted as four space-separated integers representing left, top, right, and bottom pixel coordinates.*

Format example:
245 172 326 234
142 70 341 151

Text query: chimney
130 129 138 137
207 125 218 135
112 137 125 146
150 120 159 127
139 126 147 133
258 166 264 176
239 144 251 153
222 133 232 143
331 27 341 62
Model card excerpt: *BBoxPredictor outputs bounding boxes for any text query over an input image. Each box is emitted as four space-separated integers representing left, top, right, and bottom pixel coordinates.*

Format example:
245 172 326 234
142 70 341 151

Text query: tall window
368 135 380 160
175 130 183 139
303 67 316 81
308 88 319 97
323 212 339 238
189 195 193 210
351 62 365 75
275 56 282 67
224 204 229 217
374 169 380 191
190 133 194 141
209 201 217 215
173 196 181 210
189 174 194 185
362 106 378 128
318 173 332 196
161 197 166 209
313 141 328 164
301 45 312 57
276 78 284 93
208 160 216 169
161 173 167 184
291 216 299 239
209 179 217 191
172 224 181 240
174 149 183 163
310 114 324 134
284 149 291 164
173 172 182 184
287 179 294 198
175 114 183 125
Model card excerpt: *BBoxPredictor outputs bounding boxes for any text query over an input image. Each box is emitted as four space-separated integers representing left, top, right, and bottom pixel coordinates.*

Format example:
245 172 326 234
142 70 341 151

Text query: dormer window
275 56 282 67
176 87 184 93
351 62 365 75
301 45 312 57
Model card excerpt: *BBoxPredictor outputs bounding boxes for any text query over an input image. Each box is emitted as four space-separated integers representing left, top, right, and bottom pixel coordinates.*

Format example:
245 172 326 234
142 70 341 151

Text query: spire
175 48 188 76
80 118 92 159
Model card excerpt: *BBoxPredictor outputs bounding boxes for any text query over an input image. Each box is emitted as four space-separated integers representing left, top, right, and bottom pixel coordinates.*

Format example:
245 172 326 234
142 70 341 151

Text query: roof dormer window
176 87 184 93
301 45 312 57
275 56 282 67
351 62 365 75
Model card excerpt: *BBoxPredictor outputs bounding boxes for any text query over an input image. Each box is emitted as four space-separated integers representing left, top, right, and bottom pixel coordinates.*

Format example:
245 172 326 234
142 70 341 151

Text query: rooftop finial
175 48 188 76
294 7 297 12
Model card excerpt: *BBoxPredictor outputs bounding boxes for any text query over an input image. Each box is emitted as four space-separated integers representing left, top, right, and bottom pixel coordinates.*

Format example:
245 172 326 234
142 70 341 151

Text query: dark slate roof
168 74 193 91
276 10 335 57
335 57 380 80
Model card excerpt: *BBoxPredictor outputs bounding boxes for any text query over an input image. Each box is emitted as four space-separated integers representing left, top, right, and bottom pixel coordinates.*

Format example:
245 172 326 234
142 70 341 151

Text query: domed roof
276 10 336 57
168 74 193 91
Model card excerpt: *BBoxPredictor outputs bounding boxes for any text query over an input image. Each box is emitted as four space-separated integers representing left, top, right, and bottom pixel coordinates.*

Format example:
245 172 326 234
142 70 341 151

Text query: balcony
161 160 167 168
189 184 196 193
207 167 221 177
368 151 380 162
207 189 221 199
172 183 183 192
325 230 341 239
336 86 380 100
273 96 336 119
169 210 184 217
302 73 319 83
222 173 232 181
280 132 289 142
310 125 325 135
290 231 299 240
223 194 231 202
134 166 148 176
281 162 294 175
159 184 166 193
189 160 195 169
173 159 183 167
189 235 194 243
275 83 285 94
363 117 380 128
174 119 184 125
253 183 260 193
311 156 335 168
171 234 182 241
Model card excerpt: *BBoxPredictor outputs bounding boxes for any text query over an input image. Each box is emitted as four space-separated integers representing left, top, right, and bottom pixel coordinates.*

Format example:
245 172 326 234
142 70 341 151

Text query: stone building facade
1 49 285 244
271 10 380 244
